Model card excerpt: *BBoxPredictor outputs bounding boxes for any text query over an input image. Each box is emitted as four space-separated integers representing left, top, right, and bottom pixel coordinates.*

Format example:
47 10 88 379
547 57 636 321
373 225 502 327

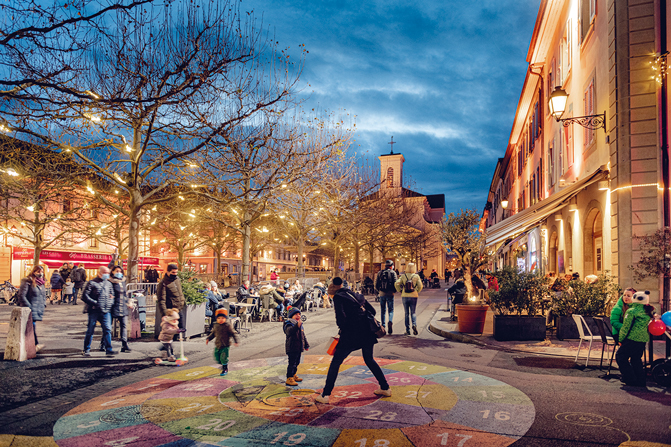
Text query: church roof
379 151 402 157
425 194 445 209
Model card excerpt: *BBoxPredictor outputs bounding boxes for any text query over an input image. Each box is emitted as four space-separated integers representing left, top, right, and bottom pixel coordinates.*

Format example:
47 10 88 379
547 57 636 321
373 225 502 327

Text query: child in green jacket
610 287 635 343
615 291 655 387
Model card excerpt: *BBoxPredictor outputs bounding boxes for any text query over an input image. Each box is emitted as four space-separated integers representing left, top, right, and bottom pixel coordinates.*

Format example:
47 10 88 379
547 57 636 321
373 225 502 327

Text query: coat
63 281 74 295
82 276 114 314
205 290 221 317
18 277 46 321
50 272 63 290
283 318 309 354
610 297 628 338
109 276 128 318
159 316 181 342
236 285 250 302
619 303 652 343
207 321 239 348
259 285 283 309
156 274 185 313
60 267 72 282
71 267 87 288
395 273 423 298
333 287 377 351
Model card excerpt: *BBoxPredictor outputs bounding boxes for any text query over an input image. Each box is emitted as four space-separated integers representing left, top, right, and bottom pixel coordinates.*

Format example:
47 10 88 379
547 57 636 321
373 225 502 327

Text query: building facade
482 0 670 313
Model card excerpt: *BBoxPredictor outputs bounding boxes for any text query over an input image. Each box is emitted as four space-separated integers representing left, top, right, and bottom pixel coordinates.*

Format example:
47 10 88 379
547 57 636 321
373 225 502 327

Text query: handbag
344 290 386 338
327 336 339 355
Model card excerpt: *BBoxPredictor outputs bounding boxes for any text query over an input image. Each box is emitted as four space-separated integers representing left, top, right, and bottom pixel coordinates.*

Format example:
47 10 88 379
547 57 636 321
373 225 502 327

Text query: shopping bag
327 336 339 355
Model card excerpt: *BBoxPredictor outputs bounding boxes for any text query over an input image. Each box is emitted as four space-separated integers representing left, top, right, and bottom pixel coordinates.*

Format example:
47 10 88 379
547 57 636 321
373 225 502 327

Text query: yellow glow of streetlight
281 184 287 188
178 196 185 201
0 124 10 133
27 205 35 212
179 225 186 230
125 144 133 153
86 114 101 123
5 168 18 176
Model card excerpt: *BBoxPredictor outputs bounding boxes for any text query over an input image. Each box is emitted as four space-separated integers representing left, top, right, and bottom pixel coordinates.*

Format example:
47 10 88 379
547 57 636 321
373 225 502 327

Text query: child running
206 308 239 376
284 307 309 386
158 308 181 361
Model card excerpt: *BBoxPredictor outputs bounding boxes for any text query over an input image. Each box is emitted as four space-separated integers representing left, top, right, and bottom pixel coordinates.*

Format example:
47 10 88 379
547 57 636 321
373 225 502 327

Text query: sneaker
167 355 176 362
374 388 392 397
121 343 132 353
286 377 298 386
413 325 418 335
35 344 45 352
388 322 393 335
220 370 228 376
98 345 105 352
314 394 330 404
106 351 119 356
82 350 91 356
405 330 411 335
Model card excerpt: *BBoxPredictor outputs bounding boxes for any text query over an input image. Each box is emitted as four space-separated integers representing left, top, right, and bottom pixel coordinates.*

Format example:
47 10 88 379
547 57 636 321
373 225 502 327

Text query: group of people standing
48 262 87 305
374 260 424 336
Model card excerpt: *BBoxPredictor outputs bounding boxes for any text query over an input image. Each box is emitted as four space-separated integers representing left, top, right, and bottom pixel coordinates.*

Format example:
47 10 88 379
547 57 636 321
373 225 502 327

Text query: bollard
4 307 36 361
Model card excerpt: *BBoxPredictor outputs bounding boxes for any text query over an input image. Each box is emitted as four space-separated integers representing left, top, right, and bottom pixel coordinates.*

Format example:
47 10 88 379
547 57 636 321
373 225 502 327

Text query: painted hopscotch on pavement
53 355 535 446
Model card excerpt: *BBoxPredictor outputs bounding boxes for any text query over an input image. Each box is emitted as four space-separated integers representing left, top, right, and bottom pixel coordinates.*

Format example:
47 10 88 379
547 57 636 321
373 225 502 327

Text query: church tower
378 136 404 194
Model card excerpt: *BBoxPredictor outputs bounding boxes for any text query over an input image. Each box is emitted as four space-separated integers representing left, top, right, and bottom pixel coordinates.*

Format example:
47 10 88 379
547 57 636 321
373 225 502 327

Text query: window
547 138 555 187
564 124 574 170
386 167 394 188
581 0 596 43
89 237 98 248
584 77 596 148
62 199 71 213
559 20 571 86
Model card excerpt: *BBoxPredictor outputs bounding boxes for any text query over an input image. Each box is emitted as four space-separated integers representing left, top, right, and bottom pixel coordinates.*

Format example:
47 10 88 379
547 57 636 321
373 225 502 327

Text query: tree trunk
297 237 305 277
177 245 185 267
368 247 375 277
32 222 43 265
126 205 142 283
215 250 222 276
242 219 251 282
462 253 475 298
354 242 360 273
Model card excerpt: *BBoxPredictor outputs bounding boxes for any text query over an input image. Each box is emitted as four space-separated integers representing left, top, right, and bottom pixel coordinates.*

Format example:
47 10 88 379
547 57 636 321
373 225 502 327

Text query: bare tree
1 1 302 281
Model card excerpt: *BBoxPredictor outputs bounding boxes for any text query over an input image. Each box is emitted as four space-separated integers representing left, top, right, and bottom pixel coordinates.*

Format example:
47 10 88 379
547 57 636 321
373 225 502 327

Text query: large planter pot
185 303 207 338
556 315 603 340
456 304 489 334
493 315 546 341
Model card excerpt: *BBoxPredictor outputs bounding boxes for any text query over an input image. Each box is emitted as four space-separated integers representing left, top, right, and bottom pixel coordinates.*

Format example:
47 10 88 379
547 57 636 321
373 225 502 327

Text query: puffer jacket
156 274 185 313
395 273 423 298
283 318 309 354
619 303 652 343
159 316 181 342
205 290 221 317
236 285 250 302
50 272 63 290
259 285 283 309
109 276 128 318
610 297 628 338
82 277 114 314
18 277 46 321
72 267 87 288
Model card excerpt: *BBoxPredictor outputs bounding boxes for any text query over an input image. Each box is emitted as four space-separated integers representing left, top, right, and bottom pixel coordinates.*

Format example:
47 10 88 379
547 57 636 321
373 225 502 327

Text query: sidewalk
429 303 669 363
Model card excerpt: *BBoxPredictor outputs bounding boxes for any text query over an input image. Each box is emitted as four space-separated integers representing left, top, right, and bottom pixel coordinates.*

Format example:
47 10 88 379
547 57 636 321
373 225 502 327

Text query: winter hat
215 308 228 318
632 290 650 305
288 307 301 319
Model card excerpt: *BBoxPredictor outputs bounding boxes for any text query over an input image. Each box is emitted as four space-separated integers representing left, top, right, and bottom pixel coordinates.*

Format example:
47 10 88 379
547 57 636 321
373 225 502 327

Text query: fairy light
610 182 660 193
651 53 668 84
5 168 18 176
27 205 35 212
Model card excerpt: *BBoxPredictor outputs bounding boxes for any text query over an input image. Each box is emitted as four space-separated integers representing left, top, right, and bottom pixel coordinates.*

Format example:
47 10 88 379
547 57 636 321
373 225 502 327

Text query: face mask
169 273 177 278
35 273 43 277
102 274 110 280
114 273 123 279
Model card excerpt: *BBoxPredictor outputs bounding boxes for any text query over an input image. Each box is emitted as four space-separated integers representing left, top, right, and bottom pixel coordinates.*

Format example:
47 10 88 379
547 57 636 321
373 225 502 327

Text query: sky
243 0 541 214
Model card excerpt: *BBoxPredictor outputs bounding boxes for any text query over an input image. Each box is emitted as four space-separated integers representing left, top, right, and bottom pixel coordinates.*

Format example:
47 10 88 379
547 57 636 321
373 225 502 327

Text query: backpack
403 274 416 293
376 270 396 294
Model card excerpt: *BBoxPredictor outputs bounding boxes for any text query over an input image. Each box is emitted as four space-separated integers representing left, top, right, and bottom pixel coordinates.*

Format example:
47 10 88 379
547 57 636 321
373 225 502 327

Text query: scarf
35 277 45 286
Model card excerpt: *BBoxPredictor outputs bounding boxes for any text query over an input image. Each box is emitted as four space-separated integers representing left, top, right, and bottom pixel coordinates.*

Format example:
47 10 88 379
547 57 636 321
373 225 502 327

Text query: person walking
18 265 47 352
284 307 309 386
315 277 390 404
109 264 132 352
156 264 186 334
395 262 423 335
71 263 87 305
375 260 398 334
206 308 239 376
49 268 63 305
145 265 159 283
82 266 116 356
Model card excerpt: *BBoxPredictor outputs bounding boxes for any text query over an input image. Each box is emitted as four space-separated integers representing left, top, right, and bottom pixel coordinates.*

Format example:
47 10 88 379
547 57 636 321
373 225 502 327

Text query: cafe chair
572 314 602 367
593 317 616 371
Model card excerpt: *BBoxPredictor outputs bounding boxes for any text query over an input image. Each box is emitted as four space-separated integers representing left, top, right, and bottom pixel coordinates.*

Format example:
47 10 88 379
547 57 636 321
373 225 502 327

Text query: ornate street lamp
548 86 606 133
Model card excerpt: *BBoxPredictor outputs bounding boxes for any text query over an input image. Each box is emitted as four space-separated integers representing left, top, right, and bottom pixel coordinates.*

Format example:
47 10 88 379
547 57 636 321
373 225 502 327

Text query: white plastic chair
572 314 601 367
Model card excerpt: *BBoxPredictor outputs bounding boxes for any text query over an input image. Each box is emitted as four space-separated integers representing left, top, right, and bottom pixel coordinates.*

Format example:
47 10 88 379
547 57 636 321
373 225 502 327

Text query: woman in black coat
315 277 390 404
18 265 47 349
108 264 131 352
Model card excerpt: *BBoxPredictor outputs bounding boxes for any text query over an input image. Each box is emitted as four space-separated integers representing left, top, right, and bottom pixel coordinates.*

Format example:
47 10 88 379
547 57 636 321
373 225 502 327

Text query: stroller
431 277 441 289
286 291 309 321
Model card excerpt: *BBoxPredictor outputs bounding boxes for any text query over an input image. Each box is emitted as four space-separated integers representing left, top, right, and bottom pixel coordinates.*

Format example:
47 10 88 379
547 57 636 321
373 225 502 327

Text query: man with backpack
395 262 423 335
375 260 398 334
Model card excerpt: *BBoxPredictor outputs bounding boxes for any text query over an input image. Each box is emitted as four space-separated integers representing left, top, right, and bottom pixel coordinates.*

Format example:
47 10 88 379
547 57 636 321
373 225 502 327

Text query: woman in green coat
615 291 655 387
610 287 635 343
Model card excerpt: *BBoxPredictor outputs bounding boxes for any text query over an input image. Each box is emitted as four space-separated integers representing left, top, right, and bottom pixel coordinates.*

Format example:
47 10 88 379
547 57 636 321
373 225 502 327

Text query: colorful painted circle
53 355 535 446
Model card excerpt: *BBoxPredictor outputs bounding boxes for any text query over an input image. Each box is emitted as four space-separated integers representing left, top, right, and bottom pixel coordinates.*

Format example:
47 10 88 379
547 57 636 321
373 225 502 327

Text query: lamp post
548 86 607 133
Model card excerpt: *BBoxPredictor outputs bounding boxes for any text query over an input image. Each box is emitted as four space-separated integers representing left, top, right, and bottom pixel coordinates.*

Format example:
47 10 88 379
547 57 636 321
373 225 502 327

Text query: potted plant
440 209 491 334
552 273 621 340
490 266 548 341
179 270 208 337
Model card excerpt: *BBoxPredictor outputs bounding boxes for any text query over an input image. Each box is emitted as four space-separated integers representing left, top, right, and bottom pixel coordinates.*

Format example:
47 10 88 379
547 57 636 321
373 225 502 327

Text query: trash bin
135 292 146 331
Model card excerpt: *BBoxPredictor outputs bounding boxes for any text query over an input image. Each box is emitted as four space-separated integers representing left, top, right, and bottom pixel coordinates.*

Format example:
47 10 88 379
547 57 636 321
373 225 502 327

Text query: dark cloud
245 0 540 213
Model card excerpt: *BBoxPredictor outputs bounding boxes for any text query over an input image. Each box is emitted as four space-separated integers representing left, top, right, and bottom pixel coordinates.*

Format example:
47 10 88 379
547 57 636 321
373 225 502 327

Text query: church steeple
378 136 404 192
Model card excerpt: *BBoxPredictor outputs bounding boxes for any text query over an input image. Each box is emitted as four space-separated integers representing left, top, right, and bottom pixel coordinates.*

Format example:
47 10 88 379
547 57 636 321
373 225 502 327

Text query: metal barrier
126 283 158 330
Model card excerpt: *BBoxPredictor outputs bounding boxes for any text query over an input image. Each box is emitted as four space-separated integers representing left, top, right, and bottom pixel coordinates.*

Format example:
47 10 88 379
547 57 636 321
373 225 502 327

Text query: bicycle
0 281 18 304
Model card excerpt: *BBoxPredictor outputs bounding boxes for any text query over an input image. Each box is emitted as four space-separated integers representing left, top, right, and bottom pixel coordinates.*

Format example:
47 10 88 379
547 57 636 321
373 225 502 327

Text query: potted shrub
552 273 621 340
490 266 548 341
440 209 491 334
179 270 208 337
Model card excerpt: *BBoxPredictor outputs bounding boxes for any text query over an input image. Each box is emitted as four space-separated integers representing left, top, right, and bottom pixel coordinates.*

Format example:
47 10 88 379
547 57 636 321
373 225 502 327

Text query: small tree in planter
552 273 621 340
490 267 550 341
178 270 208 337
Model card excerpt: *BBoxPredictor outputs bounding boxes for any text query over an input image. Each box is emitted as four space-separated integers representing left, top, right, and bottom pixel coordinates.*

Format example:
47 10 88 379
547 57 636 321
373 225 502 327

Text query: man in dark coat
156 264 186 334
315 277 390 404
82 266 116 356
71 263 87 305
145 266 159 283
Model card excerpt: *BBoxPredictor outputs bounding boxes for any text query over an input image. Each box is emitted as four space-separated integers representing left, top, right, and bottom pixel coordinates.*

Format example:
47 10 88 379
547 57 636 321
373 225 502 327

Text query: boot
388 322 393 335
413 325 418 335
98 343 105 352
286 377 299 386
220 364 228 376
121 342 132 352
293 374 303 382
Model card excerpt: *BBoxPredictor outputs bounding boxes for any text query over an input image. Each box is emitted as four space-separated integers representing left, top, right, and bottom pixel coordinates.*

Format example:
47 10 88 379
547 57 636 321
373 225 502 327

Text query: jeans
616 339 647 386
84 311 113 353
379 294 394 326
402 297 417 331
63 293 73 303
33 321 38 345
73 287 81 304
322 343 388 397
287 351 302 378
113 316 127 342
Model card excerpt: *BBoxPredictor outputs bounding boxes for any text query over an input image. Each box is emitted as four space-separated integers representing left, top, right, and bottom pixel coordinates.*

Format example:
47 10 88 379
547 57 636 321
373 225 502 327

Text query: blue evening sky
244 0 541 214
